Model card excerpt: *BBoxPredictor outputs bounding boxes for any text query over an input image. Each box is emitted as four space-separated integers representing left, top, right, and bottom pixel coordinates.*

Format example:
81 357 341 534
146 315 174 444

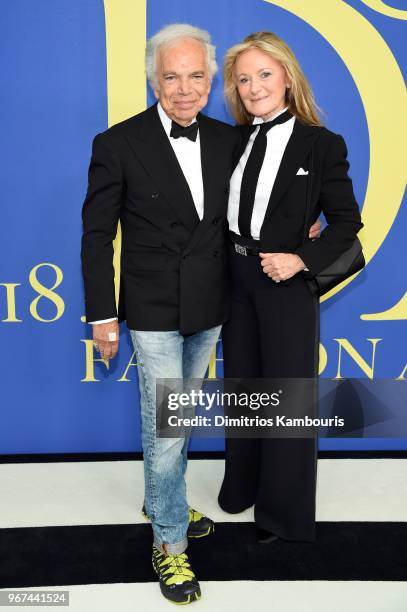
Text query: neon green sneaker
142 504 215 538
152 545 201 604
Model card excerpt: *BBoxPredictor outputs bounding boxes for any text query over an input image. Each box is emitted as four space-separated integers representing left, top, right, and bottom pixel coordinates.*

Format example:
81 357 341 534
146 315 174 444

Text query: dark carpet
0 522 406 588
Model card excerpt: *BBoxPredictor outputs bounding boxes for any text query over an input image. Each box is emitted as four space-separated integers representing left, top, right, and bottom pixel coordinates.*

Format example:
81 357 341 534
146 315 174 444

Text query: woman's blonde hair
224 31 322 126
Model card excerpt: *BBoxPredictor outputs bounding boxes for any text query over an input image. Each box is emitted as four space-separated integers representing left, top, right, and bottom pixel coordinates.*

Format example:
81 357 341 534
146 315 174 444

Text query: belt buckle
235 243 247 256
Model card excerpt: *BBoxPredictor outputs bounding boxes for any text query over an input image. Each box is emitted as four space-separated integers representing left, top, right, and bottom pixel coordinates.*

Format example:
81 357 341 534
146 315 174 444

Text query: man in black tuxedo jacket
81 24 240 604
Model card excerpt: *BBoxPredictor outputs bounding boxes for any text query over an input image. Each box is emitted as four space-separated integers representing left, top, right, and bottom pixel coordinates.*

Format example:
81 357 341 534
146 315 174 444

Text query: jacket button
171 221 179 228
213 250 219 257
182 255 187 260
151 192 159 199
212 217 220 225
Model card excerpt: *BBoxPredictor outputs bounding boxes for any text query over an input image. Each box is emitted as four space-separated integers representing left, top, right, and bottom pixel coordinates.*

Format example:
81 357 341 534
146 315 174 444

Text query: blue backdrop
1 0 406 454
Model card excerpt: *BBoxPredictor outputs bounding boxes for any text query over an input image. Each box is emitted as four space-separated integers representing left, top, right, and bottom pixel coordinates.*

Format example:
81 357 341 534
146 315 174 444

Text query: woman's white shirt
227 108 295 239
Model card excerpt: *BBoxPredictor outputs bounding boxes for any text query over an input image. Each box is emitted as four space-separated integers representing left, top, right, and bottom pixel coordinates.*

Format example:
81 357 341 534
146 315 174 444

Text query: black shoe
256 527 279 545
152 545 201 604
142 504 215 539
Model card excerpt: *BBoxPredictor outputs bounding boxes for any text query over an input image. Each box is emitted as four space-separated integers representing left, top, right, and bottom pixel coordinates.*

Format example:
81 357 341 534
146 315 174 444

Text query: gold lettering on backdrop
266 0 407 301
0 283 23 322
396 363 407 381
319 342 328 375
334 338 382 379
80 339 110 382
360 1 407 20
206 341 328 378
29 263 65 322
361 292 407 320
117 351 140 382
79 336 407 380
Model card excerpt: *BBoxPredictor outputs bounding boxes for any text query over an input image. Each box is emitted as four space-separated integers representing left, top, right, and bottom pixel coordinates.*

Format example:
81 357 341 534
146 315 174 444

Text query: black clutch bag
302 147 365 297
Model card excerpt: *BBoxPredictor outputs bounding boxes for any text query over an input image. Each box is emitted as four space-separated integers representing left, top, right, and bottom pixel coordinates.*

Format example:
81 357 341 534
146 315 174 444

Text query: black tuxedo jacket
81 103 240 334
237 118 363 275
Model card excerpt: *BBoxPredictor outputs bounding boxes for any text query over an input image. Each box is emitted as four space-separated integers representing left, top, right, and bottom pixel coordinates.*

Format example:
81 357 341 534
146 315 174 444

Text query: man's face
154 37 212 126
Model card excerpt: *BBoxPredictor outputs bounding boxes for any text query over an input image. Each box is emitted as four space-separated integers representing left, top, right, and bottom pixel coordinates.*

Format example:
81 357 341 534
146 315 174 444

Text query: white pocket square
296 167 309 175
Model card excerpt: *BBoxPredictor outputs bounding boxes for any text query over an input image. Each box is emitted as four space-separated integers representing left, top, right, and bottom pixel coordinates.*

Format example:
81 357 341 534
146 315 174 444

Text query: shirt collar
252 106 289 125
157 101 198 137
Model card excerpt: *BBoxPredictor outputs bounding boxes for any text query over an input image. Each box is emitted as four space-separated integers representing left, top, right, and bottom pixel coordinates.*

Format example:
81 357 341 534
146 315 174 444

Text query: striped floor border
1 521 406 588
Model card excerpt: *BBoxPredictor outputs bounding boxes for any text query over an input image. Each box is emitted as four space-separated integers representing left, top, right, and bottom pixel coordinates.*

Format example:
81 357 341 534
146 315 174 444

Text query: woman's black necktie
238 109 292 238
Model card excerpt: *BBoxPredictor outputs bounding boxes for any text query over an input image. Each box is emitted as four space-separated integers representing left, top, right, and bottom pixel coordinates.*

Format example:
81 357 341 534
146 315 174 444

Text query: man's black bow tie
170 120 199 142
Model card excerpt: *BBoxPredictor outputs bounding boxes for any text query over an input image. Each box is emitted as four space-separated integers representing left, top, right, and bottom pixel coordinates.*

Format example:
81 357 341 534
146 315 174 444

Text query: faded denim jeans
129 325 221 555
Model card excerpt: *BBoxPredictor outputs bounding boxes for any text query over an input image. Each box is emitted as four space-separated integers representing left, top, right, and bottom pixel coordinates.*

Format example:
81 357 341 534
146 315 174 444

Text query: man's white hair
145 23 218 89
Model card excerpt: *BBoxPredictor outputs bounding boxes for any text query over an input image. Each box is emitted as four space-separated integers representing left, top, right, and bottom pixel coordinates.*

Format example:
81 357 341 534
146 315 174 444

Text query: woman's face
234 48 289 120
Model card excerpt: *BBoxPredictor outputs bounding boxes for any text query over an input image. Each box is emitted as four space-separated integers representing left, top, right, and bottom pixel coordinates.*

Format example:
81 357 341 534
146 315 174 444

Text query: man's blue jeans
129 325 221 555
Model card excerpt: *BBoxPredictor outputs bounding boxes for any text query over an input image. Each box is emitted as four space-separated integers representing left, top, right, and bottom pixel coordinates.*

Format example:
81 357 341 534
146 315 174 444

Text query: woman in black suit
218 31 363 543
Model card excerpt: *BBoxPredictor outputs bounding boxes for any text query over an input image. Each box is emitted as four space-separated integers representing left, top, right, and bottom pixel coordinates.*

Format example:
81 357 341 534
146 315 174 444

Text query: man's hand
309 218 321 239
259 252 306 282
92 320 120 361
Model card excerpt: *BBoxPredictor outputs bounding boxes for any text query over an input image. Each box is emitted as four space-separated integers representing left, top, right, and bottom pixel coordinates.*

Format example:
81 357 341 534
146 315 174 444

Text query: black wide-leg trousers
218 244 320 541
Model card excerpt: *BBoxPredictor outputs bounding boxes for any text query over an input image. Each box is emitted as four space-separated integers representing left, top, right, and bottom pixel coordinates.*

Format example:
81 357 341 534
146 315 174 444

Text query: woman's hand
258 219 318 280
259 252 306 281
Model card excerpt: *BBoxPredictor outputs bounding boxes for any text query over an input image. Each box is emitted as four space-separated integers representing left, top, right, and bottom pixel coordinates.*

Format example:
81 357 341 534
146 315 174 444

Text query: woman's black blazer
236 118 364 277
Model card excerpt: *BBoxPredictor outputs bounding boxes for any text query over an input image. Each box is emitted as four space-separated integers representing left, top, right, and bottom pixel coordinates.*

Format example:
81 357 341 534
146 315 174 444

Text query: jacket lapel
124 103 200 232
261 119 321 235
233 124 256 171
182 112 227 254
199 112 223 220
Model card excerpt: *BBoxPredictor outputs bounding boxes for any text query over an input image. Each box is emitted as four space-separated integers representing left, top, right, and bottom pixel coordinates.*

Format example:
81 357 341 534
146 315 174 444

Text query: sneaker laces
155 550 196 586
